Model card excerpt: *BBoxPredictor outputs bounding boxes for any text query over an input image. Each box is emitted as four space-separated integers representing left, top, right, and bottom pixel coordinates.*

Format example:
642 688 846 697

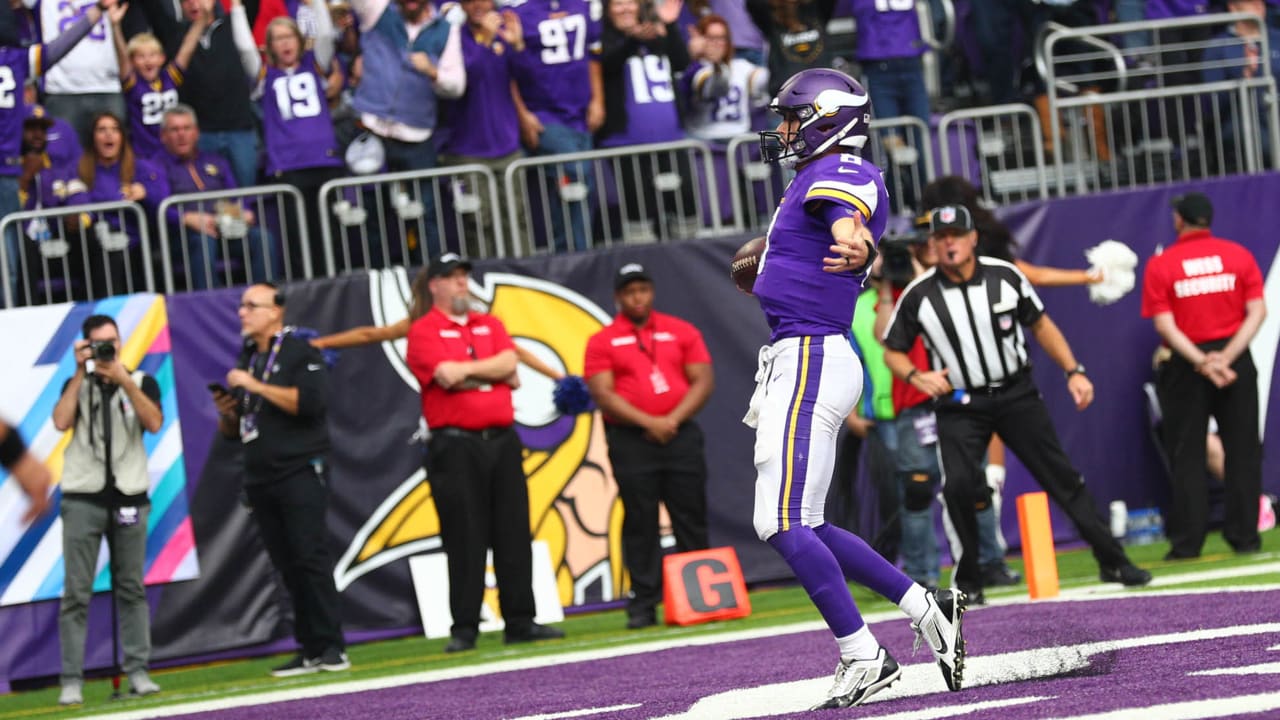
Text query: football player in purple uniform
108 2 208 161
748 68 966 709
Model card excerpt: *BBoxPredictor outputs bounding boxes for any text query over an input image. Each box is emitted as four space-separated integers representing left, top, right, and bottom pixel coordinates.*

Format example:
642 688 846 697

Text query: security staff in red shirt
1141 192 1266 559
405 253 565 653
584 263 714 629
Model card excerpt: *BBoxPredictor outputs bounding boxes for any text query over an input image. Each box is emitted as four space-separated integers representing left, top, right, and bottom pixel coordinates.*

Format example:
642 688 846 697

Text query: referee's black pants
244 462 345 657
605 422 709 619
935 376 1129 593
1157 344 1262 556
426 427 536 640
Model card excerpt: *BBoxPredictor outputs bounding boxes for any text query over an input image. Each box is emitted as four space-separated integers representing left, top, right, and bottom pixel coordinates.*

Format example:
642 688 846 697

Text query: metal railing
503 140 725 256
867 115 937 218
318 164 504 275
725 133 783 234
938 104 1049 205
1042 12 1280 193
0 201 153 308
156 185 307 293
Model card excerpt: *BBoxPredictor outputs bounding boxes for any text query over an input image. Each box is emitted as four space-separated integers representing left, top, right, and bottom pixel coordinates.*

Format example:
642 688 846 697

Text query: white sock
898 583 930 624
836 625 881 662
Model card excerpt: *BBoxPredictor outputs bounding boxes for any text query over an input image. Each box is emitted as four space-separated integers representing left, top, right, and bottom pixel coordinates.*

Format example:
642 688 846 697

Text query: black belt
967 370 1030 396
433 426 512 441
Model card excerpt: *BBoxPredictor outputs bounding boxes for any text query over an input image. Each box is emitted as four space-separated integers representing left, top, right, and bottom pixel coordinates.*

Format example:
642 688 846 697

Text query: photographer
212 283 348 677
50 315 163 706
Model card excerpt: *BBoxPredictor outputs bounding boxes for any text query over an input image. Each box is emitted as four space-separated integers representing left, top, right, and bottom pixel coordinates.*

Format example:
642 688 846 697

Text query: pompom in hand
552 375 594 415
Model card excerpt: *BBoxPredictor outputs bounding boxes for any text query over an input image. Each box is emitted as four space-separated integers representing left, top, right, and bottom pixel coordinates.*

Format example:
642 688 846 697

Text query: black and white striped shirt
883 257 1045 390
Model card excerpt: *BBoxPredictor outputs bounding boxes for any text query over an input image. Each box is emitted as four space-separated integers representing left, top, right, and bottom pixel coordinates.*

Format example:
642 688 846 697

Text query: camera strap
99 380 115 487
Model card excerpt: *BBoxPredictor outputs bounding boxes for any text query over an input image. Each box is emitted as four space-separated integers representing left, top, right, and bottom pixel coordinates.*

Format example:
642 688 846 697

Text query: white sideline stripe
1190 662 1280 676
77 576 1280 720
506 703 643 720
1047 692 1280 720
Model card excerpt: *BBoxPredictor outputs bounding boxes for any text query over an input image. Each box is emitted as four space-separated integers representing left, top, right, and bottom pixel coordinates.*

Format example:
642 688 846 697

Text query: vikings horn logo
333 268 634 607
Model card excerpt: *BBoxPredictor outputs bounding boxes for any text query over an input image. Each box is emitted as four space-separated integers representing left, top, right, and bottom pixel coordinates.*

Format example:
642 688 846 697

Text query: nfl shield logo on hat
940 207 956 223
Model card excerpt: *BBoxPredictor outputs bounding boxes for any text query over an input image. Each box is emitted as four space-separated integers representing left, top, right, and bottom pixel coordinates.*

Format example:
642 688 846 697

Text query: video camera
877 231 927 287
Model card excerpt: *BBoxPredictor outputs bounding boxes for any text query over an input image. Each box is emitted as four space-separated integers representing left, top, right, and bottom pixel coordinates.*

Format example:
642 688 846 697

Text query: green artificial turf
1 528 1275 719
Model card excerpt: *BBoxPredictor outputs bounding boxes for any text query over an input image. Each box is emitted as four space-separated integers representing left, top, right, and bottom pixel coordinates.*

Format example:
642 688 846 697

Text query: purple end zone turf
193 591 1278 720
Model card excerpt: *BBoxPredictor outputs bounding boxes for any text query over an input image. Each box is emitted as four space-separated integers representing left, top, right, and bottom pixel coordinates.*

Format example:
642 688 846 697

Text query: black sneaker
270 654 318 677
1100 563 1152 586
444 634 476 653
626 611 657 630
810 647 902 710
314 647 350 672
981 563 1021 587
912 589 967 692
504 622 565 645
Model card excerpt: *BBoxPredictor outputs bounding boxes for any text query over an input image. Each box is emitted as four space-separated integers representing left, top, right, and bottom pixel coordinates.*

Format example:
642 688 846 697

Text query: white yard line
77 564 1280 720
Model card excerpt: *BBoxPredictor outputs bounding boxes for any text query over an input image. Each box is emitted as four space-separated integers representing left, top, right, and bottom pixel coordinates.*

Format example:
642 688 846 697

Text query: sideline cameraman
50 315 163 706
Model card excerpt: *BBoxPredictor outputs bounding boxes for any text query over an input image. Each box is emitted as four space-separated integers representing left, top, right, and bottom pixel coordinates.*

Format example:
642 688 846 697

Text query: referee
882 206 1151 601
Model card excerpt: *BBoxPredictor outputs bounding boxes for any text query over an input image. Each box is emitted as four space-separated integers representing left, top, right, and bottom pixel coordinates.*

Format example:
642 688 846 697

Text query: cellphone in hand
208 382 231 395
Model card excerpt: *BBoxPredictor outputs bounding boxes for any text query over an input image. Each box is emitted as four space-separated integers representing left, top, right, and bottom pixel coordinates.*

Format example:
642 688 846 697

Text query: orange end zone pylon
1017 491 1060 600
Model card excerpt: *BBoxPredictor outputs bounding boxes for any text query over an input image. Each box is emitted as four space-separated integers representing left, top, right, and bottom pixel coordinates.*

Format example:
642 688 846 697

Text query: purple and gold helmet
759 68 873 168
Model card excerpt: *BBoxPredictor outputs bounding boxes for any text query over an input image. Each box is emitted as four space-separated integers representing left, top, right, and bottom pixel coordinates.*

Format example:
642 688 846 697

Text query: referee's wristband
0 427 27 470
905 369 919 385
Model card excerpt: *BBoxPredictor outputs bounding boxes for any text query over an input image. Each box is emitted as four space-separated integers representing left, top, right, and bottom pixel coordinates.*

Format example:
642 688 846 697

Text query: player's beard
449 295 469 315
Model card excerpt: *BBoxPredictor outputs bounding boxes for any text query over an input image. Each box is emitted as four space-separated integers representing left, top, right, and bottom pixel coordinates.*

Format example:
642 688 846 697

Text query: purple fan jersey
850 0 925 61
254 51 342 175
0 46 41 177
507 0 601 132
440 27 520 158
595 47 683 148
754 152 889 342
123 64 183 159
1146 0 1208 19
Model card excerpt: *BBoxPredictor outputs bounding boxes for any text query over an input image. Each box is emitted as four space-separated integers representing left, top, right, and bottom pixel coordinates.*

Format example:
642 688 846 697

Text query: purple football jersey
754 152 889 342
850 0 924 61
595 48 684 148
123 64 183 160
255 51 342 175
0 46 40 177
440 27 521 158
508 0 601 132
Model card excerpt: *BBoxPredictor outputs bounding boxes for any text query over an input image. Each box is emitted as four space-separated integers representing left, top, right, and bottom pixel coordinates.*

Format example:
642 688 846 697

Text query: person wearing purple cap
748 67 965 709
1141 192 1265 559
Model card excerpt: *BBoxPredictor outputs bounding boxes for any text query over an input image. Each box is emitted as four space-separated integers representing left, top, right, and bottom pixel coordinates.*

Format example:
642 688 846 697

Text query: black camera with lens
90 340 116 363
878 231 927 287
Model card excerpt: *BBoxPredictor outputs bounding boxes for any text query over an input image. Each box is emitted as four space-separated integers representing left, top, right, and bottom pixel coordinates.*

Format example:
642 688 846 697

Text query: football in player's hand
731 236 765 294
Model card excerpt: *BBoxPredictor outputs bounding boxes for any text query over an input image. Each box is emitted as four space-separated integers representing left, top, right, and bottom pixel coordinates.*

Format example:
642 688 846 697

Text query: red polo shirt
584 310 711 421
405 307 516 430
1141 229 1264 344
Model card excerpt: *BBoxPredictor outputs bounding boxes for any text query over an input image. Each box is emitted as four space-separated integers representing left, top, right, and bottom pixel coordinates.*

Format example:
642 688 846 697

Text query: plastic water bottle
1110 500 1128 539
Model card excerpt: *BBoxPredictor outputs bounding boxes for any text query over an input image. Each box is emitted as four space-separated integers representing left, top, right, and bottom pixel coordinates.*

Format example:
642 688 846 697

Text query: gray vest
61 372 150 497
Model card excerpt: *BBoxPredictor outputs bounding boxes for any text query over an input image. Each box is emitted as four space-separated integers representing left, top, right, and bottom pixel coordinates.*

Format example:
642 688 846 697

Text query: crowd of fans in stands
1 0 1279 299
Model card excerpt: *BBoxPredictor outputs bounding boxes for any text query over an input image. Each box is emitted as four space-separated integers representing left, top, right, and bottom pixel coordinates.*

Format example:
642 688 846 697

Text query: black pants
935 375 1129 593
827 425 899 562
244 462 344 657
605 422 709 618
1157 345 1262 555
277 165 346 278
426 427 535 639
